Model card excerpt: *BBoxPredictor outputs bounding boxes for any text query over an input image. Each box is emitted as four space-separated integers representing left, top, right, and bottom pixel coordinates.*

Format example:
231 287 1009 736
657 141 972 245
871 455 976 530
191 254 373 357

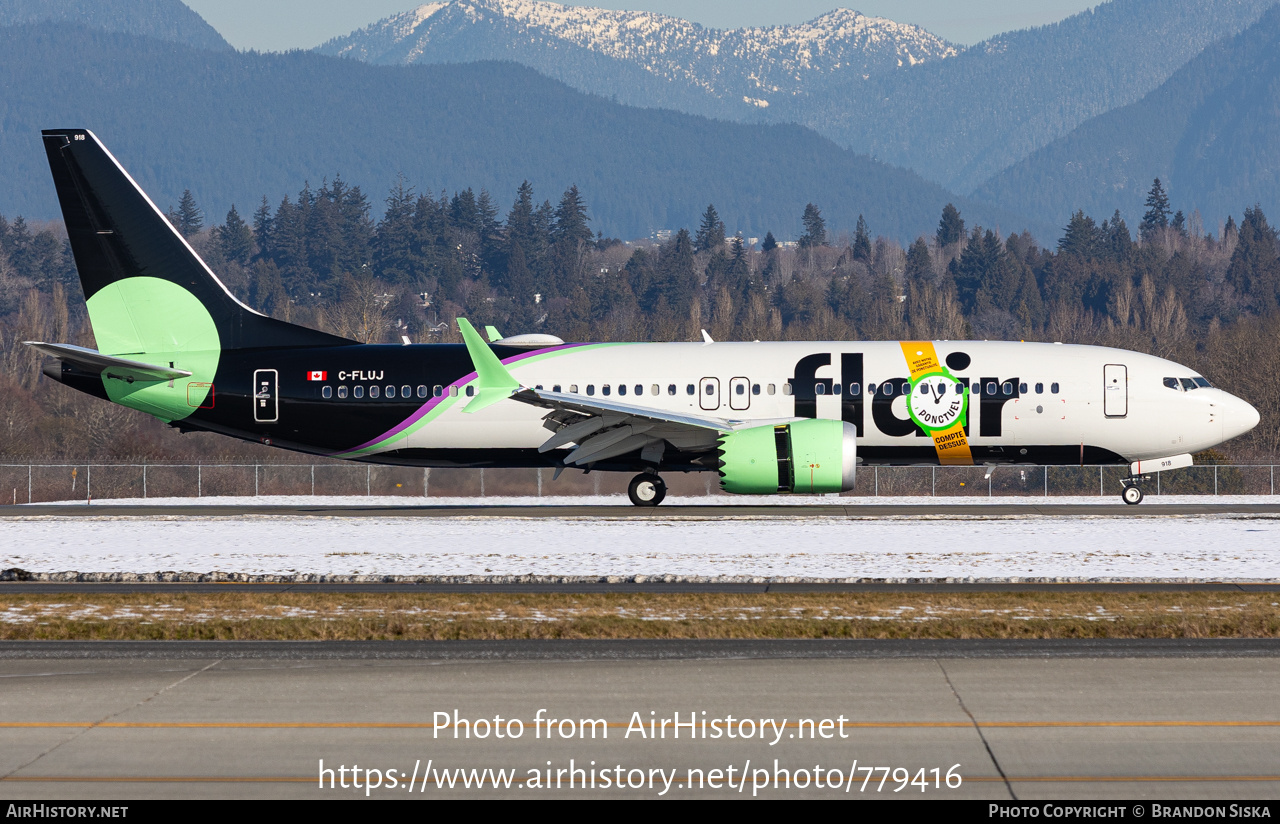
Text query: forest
1 176 1278 463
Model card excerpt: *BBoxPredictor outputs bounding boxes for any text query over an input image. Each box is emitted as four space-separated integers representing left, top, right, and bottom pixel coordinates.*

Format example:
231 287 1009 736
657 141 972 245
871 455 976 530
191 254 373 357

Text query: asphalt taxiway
1 641 1278 799
5 502 1280 518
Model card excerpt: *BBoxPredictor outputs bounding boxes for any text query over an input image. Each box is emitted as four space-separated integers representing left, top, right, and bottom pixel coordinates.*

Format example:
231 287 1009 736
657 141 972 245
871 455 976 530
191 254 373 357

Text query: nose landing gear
1121 479 1145 505
628 473 667 507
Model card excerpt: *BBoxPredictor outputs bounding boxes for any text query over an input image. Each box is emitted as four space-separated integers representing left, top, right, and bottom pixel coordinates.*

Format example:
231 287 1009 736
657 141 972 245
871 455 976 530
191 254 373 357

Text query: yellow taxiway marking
4 720 1280 729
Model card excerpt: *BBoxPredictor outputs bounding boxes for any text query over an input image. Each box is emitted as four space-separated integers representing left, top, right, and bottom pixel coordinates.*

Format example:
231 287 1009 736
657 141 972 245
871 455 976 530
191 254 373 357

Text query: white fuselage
396 340 1258 465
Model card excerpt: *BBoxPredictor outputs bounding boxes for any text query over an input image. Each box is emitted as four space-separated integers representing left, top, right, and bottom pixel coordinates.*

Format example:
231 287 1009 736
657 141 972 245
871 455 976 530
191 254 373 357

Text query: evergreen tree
373 175 417 284
215 205 254 266
852 215 872 263
1058 210 1099 257
552 185 592 248
1105 210 1133 261
694 204 725 253
761 231 777 253
251 196 273 260
936 203 964 249
903 238 933 284
1225 206 1280 313
799 203 826 248
176 189 203 237
1140 178 1171 239
1172 210 1186 236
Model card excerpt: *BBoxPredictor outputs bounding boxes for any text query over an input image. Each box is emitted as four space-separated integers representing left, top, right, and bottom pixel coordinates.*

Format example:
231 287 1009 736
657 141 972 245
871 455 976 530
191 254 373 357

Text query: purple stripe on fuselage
335 343 597 455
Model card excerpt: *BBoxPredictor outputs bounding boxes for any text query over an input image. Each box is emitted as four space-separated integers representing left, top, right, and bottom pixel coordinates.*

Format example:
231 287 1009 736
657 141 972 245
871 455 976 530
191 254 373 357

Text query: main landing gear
628 473 667 507
1121 477 1145 505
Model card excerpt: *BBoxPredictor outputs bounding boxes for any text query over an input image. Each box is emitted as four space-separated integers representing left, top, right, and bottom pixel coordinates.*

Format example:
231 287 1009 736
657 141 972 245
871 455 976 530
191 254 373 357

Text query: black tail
41 128 352 351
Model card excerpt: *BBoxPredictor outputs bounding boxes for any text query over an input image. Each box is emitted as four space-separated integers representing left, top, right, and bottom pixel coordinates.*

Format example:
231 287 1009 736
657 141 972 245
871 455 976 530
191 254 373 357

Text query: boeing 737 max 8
26 130 1261 505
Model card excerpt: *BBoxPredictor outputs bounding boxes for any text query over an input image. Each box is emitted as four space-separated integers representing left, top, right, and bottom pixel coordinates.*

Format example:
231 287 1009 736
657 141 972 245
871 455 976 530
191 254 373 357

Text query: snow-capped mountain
317 0 957 114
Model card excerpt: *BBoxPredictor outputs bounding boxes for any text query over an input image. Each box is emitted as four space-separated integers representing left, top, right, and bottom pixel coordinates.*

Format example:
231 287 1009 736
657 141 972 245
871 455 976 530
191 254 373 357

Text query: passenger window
370 386 380 398
569 384 578 393
433 385 443 397
450 386 459 397
602 384 611 396
1002 382 1013 396
782 383 793 396
815 383 825 395
1163 377 1179 390
901 382 910 395
687 384 696 395
867 383 877 395
704 384 714 396
636 385 644 396
1036 382 1044 394
972 381 981 392
385 385 394 398
849 382 860 396
401 386 411 398
322 386 332 399
465 386 475 397
767 384 776 395
651 384 659 395
587 385 596 396
337 386 347 399
752 383 761 395
353 385 364 399
1194 377 1211 388
553 384 562 393
417 385 428 398
618 384 626 396
735 383 745 395
667 384 676 395
885 384 895 396
1019 382 1028 394
1050 383 1059 394
986 382 996 395
956 382 966 394
832 383 842 396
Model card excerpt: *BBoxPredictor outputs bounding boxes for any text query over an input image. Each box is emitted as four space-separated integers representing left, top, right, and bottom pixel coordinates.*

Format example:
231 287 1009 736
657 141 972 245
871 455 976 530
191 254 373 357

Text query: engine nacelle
717 419 857 494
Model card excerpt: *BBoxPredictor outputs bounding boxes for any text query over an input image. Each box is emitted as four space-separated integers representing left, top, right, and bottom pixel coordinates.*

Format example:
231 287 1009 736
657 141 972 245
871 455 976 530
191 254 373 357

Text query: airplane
26 129 1261 506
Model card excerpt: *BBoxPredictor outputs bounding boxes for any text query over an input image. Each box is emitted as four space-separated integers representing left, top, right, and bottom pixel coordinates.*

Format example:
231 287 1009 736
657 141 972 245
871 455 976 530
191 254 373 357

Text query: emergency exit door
254 369 278 423
1103 364 1127 417
699 377 720 410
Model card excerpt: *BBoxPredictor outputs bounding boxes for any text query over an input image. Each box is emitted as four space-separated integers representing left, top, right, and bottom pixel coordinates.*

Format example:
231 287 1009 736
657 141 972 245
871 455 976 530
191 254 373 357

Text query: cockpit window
1163 377 1180 390
1193 377 1212 388
1180 378 1196 391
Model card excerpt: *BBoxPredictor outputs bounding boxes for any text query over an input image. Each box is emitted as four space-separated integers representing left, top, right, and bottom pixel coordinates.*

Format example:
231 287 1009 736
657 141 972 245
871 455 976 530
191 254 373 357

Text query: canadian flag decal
307 371 327 381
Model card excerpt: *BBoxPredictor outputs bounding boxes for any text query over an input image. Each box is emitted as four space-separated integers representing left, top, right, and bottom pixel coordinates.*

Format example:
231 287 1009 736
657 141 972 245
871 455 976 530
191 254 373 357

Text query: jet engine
717 419 857 494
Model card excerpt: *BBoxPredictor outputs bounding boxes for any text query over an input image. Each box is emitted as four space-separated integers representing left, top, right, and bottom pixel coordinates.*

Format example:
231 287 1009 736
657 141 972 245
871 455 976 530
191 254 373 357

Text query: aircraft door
1103 364 1127 418
729 377 750 411
254 369 278 423
699 377 720 411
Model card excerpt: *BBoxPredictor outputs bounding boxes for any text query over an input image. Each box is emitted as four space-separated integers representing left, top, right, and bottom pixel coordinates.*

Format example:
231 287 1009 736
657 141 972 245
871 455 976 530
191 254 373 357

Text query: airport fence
0 462 1275 503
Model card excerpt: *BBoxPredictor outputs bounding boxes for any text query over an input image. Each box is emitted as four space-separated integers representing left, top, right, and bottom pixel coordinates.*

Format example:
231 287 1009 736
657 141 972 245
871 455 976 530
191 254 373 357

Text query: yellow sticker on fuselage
899 341 974 466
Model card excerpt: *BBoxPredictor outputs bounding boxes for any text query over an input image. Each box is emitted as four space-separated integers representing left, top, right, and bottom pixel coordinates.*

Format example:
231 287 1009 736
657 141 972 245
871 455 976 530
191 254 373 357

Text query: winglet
457 318 520 413
484 325 503 343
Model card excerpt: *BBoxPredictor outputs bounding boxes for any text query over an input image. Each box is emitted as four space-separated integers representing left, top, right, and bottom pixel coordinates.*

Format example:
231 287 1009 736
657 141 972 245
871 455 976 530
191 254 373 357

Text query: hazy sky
184 0 1098 52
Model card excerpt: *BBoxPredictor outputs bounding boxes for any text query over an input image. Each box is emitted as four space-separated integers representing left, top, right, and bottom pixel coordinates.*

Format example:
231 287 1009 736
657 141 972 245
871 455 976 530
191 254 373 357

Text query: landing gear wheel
1122 484 1144 505
628 474 666 507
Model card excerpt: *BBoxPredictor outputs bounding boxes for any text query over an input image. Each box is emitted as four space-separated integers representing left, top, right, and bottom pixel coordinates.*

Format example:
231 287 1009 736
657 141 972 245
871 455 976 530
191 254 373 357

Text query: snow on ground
4 497 1280 580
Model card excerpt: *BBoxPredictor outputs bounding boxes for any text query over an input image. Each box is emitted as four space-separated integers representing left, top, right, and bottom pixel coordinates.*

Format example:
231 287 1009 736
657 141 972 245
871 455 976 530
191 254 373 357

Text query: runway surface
1 641 1278 799
7 502 1280 517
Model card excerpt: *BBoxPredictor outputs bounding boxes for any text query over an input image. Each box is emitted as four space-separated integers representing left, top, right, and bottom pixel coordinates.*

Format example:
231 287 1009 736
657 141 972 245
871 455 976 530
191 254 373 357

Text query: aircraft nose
1222 394 1261 441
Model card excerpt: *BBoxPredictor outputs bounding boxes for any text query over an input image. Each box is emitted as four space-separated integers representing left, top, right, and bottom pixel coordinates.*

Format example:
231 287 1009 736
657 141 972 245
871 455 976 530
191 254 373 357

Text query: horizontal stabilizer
25 341 193 382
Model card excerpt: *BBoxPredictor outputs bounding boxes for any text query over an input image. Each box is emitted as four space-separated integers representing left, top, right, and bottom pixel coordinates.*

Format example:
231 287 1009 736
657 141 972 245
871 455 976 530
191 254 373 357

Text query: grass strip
0 591 1278 641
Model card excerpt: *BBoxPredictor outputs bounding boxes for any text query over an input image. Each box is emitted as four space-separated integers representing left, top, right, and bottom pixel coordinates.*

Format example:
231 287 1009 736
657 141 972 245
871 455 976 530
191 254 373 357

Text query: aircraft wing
455 318 795 467
25 341 193 382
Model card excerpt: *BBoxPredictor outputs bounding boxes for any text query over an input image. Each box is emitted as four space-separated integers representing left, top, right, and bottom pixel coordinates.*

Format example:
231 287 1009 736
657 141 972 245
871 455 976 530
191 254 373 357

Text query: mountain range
0 23 1029 243
976 3 1280 231
0 0 230 51
319 0 1279 194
